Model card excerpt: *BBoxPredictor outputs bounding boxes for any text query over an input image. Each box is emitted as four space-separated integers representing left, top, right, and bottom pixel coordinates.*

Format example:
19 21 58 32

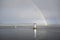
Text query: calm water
0 25 60 40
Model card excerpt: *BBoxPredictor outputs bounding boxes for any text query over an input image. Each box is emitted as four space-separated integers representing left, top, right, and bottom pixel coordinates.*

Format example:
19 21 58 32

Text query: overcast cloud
0 0 60 24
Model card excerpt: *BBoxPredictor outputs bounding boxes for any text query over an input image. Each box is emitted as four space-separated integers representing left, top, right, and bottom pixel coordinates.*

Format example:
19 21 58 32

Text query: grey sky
0 0 60 24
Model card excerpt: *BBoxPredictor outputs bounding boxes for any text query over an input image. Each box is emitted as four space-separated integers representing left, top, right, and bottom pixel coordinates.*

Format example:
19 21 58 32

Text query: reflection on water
0 25 60 40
